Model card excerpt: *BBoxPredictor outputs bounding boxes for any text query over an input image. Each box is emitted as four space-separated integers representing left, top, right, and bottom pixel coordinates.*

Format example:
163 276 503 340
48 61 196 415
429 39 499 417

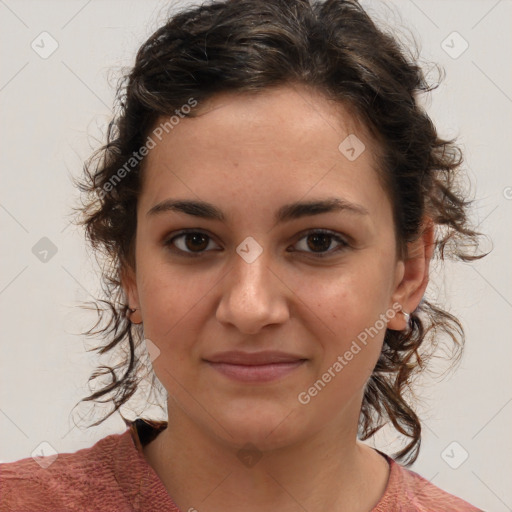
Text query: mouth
203 351 307 383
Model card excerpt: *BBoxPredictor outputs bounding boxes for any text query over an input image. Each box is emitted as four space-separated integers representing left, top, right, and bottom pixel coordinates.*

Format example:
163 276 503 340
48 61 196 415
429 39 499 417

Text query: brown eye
165 230 220 255
292 230 348 257
183 233 209 252
306 233 333 252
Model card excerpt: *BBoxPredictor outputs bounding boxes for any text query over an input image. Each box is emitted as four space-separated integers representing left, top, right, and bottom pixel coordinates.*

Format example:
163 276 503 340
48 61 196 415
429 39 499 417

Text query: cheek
135 255 213 353
292 258 394 384
297 284 386 408
297 260 393 334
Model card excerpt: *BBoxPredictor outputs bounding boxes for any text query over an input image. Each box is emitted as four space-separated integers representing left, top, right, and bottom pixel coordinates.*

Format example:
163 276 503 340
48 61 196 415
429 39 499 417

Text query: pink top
0 419 483 511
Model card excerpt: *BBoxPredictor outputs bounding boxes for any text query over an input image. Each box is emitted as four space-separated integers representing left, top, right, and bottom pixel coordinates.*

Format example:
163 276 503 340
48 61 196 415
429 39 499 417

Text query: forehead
139 85 388 219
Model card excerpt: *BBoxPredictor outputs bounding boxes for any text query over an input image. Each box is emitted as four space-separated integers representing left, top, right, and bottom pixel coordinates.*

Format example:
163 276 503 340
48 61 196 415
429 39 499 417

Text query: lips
204 350 306 365
204 351 307 382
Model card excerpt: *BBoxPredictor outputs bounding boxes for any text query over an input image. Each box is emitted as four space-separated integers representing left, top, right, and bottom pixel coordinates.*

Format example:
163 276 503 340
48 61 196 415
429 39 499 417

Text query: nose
215 249 290 334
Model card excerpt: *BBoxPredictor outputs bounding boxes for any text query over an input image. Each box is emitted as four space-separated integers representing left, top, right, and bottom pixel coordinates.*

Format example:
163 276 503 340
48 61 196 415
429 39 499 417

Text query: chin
210 402 305 450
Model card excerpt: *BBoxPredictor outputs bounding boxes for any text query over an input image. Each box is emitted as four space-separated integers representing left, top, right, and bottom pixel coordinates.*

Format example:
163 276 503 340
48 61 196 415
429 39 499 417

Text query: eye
290 229 348 257
164 230 221 256
164 228 349 258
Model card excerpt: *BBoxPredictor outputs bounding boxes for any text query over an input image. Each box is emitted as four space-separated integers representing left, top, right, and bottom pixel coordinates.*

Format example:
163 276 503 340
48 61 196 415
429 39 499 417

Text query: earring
402 310 411 332
128 307 143 325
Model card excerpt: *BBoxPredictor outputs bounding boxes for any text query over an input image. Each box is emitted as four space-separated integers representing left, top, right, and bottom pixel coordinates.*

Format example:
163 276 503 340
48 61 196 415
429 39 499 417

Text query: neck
142 403 390 512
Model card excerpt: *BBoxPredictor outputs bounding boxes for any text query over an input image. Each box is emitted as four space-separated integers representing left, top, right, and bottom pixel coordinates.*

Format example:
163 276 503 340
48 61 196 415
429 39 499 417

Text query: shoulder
0 429 133 511
373 452 485 512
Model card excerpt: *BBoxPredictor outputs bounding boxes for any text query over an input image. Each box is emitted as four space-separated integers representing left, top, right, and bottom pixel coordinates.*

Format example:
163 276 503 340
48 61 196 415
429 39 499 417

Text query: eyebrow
146 197 368 223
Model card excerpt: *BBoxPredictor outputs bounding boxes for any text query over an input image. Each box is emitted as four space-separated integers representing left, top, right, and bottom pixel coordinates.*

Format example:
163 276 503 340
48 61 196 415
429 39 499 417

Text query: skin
123 84 434 512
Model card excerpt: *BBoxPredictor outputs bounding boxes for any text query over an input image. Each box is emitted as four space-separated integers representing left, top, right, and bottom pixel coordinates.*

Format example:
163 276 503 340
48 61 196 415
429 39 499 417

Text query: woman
0 0 486 510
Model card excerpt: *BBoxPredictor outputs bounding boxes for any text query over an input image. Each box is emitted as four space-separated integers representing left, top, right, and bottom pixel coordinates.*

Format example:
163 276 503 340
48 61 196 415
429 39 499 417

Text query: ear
387 219 435 330
121 263 141 315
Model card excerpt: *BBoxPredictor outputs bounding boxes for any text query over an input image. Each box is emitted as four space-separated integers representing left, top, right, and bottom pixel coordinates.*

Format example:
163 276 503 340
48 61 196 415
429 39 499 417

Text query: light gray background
0 1 511 510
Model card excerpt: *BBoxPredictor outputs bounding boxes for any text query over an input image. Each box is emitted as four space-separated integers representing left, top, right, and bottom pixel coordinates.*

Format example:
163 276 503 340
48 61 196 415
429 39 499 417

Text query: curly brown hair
72 0 485 465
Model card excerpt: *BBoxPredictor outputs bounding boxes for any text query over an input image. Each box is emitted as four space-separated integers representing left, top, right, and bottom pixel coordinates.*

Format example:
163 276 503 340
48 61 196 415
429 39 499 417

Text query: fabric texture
0 419 484 511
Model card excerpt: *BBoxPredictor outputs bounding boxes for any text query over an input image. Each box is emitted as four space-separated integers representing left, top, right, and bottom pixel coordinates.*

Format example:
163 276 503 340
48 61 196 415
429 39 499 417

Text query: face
124 84 408 449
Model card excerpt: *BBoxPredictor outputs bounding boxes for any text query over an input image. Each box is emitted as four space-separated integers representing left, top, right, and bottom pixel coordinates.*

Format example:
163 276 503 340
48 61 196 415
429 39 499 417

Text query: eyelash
163 228 349 259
